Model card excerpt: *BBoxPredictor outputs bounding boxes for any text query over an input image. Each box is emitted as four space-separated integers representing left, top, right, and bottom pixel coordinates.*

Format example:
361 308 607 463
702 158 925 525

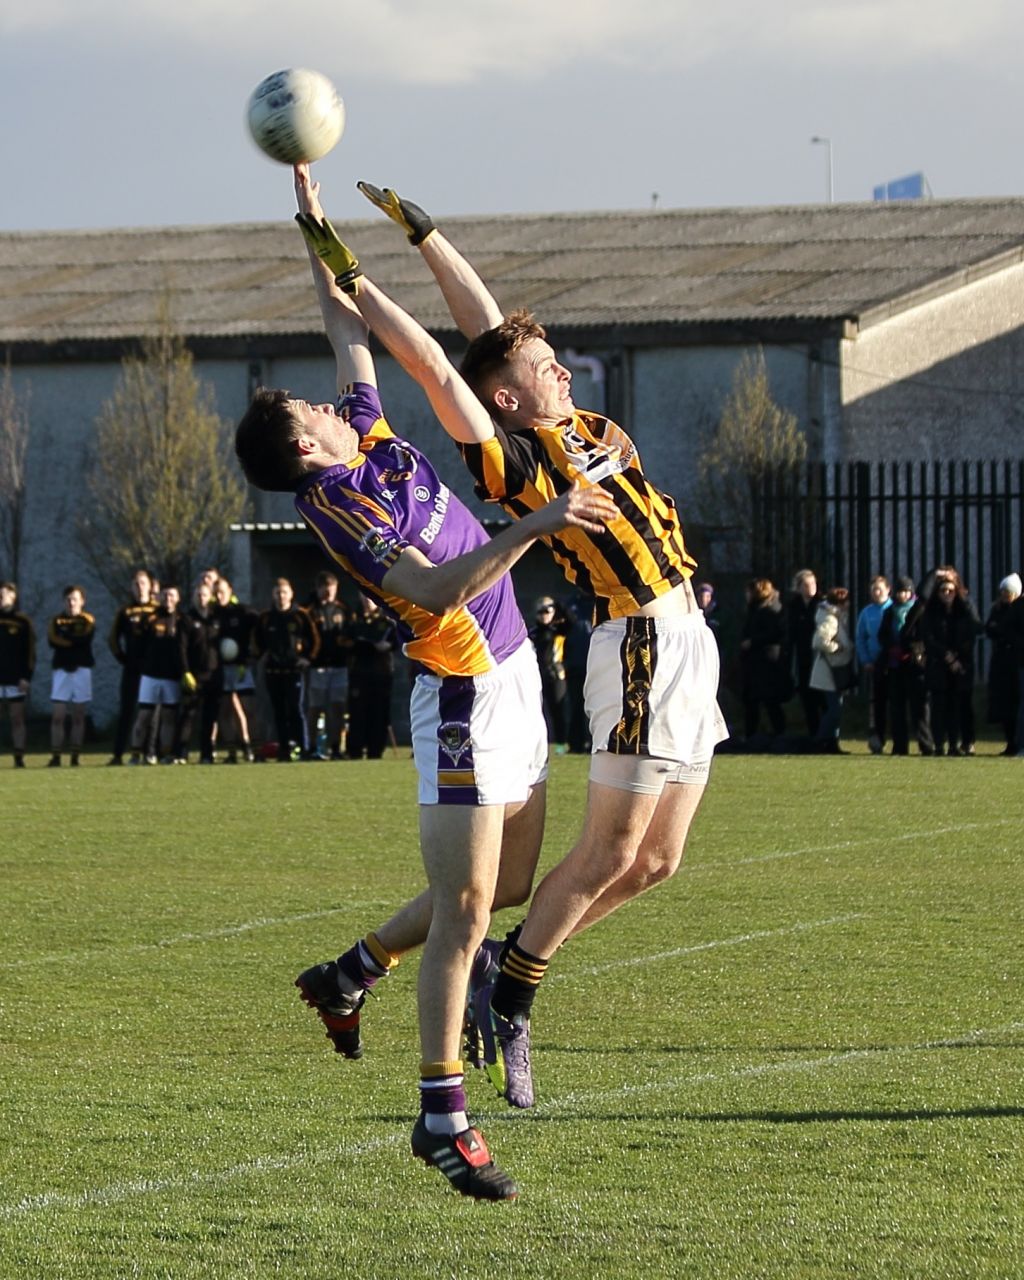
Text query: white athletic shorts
307 667 348 706
586 613 728 793
411 639 548 807
51 669 92 704
1 685 26 702
137 675 180 707
222 665 255 694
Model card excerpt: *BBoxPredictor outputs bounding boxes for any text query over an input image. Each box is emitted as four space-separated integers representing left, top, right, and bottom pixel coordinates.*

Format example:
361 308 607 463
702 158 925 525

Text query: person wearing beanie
986 573 1022 755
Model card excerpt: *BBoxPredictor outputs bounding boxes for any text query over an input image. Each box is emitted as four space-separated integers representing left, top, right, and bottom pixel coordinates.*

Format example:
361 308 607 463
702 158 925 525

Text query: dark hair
0 580 16 595
235 387 303 492
459 309 546 406
747 577 777 605
826 586 849 606
316 571 339 587
63 584 86 601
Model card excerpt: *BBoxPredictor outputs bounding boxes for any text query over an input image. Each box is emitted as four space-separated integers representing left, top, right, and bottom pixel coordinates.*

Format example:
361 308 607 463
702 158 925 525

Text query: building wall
841 263 1024 459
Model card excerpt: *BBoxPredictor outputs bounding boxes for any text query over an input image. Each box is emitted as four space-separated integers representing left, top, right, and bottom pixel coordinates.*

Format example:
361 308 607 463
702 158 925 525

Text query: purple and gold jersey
295 383 526 678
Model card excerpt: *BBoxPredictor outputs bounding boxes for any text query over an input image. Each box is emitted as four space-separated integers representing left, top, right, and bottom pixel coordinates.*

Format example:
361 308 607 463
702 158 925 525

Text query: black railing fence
752 460 1024 627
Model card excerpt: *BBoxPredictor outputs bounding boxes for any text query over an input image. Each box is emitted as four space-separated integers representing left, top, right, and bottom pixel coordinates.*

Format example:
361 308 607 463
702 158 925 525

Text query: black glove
357 182 435 246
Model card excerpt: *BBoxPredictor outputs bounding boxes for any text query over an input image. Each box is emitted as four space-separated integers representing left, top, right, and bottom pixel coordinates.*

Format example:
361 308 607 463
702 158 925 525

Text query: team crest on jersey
413 485 430 502
380 441 418 486
360 527 393 563
438 720 472 765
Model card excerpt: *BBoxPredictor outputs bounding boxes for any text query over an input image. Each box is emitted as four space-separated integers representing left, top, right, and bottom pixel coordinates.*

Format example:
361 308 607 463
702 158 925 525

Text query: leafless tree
0 357 30 583
77 315 249 597
697 349 810 576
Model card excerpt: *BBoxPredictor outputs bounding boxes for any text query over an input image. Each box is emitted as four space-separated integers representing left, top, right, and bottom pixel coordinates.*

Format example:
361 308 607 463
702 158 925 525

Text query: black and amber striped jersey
458 411 697 623
49 611 96 671
108 600 158 667
0 609 35 685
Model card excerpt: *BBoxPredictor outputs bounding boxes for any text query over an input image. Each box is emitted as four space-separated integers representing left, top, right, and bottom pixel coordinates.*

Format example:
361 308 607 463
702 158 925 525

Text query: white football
220 637 239 662
246 68 345 166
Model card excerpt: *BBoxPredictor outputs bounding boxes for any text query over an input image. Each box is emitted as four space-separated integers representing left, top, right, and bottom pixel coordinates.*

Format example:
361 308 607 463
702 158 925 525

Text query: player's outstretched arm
295 200 494 446
293 165 375 394
358 182 503 340
382 482 617 616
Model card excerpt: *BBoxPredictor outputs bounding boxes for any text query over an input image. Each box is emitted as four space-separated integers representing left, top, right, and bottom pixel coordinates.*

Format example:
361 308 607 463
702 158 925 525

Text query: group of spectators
0 568 398 767
711 566 1024 756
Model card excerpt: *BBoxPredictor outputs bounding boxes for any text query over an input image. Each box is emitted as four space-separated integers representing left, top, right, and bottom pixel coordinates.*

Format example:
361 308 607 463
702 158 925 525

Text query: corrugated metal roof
3 199 1024 346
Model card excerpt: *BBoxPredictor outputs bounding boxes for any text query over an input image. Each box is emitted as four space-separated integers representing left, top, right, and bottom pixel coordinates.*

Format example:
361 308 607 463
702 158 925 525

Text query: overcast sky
1 0 1021 232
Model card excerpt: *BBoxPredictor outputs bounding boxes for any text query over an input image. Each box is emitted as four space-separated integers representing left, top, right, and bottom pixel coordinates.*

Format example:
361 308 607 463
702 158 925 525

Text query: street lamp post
810 136 835 203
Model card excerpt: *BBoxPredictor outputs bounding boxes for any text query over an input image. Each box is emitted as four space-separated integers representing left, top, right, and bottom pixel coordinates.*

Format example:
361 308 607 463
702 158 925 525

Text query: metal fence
752 460 1024 622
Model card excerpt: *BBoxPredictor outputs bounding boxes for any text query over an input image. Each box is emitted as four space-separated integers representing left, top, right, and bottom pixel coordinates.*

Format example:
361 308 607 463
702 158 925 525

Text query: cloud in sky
2 0 1018 82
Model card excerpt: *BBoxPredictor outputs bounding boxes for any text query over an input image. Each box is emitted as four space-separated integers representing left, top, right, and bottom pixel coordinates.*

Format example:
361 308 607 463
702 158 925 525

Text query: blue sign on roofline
873 172 927 202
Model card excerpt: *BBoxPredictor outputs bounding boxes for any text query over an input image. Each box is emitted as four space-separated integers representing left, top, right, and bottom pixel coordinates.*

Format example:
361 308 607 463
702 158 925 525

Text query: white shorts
307 667 349 707
51 669 92 704
222 665 255 694
586 614 728 792
411 640 548 806
138 675 180 707
1 685 26 702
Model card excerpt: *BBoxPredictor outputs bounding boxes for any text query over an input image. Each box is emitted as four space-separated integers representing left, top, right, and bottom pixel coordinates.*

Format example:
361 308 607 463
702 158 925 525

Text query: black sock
491 942 548 1022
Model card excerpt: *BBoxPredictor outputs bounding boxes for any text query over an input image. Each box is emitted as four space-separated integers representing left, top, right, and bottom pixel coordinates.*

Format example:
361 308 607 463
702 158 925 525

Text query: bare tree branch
77 315 250 597
0 357 30 583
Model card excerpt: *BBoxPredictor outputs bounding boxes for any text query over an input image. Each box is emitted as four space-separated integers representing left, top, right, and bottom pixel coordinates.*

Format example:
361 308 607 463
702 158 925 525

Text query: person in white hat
985 573 1022 755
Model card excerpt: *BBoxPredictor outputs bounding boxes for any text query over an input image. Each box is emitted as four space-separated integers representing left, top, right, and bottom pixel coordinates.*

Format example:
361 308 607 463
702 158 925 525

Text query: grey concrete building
3 197 1024 727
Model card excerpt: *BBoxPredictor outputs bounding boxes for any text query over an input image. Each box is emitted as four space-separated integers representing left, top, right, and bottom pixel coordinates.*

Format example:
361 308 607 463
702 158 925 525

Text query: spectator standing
810 586 855 753
984 573 1021 756
855 575 892 754
48 585 95 767
0 581 35 768
787 568 824 736
255 577 320 762
178 579 222 764
528 596 569 750
107 569 158 765
305 570 351 759
739 577 790 739
213 576 257 763
562 595 593 755
347 593 396 760
694 582 722 659
130 585 188 764
917 568 977 756
876 576 925 755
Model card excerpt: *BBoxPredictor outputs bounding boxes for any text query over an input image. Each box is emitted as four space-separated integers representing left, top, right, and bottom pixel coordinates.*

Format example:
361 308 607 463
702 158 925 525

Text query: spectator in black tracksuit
305 571 352 759
347 594 396 760
985 573 1022 756
562 595 593 755
107 569 158 765
786 568 824 736
255 577 320 761
529 595 569 749
740 578 791 739
177 579 222 764
0 580 35 767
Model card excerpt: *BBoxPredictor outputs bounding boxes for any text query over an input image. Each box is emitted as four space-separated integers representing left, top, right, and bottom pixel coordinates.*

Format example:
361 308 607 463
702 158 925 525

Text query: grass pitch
1 748 1021 1278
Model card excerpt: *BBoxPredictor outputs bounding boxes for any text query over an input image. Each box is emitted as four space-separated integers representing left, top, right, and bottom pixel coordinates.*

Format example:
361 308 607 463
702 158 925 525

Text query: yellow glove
181 672 198 694
357 182 435 246
294 212 362 294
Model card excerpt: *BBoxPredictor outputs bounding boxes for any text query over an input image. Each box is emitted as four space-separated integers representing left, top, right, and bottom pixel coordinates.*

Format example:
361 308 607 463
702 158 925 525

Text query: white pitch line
3 1018 1019 1222
0 903 386 971
695 817 1017 870
558 914 866 980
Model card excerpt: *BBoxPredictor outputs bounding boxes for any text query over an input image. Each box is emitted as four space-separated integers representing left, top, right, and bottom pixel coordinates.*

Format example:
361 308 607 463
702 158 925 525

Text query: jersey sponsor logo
419 483 451 545
438 719 472 766
413 485 430 502
360 527 394 563
560 423 633 484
